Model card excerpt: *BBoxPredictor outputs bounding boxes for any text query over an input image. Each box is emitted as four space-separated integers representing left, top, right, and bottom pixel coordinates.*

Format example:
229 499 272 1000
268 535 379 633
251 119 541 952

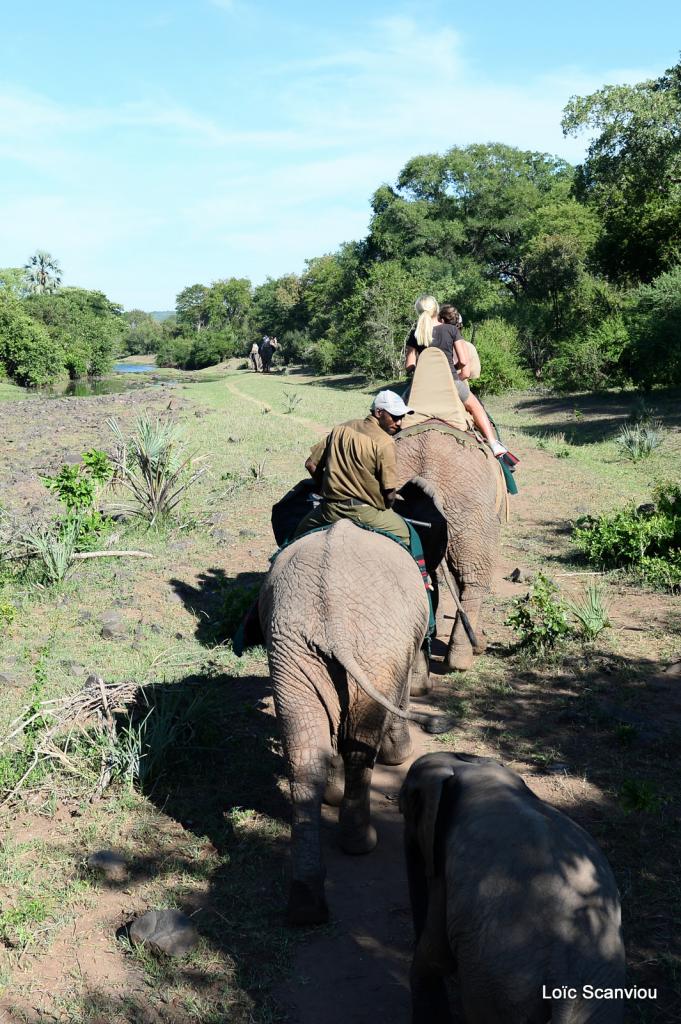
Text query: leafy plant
616 421 663 461
107 416 207 525
505 572 572 656
21 516 82 584
619 778 663 814
41 464 95 511
565 583 611 640
282 390 302 414
574 483 681 591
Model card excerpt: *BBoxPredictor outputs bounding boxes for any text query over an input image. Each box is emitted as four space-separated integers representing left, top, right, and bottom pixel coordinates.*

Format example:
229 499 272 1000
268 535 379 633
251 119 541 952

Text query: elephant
400 752 625 1024
395 428 503 671
258 519 451 926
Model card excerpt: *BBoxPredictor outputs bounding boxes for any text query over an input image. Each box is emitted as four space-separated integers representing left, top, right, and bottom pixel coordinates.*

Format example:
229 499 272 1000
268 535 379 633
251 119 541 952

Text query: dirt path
225 381 328 435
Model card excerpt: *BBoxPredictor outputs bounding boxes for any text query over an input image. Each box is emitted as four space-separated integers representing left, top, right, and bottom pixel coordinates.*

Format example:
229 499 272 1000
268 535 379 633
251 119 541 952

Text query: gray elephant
396 430 503 671
400 753 625 1023
259 519 449 926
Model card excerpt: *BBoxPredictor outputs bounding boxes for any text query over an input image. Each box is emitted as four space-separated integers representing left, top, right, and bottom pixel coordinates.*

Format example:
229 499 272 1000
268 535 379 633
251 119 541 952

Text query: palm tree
23 250 62 294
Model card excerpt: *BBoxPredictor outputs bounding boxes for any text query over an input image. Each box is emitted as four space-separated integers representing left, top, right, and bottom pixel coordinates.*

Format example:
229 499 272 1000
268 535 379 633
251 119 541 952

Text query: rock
167 590 185 604
662 661 681 678
128 909 199 957
636 503 656 516
67 662 88 677
239 529 257 539
211 528 233 544
227 435 242 444
509 567 531 583
87 850 129 882
100 609 126 639
78 611 93 625
0 673 20 688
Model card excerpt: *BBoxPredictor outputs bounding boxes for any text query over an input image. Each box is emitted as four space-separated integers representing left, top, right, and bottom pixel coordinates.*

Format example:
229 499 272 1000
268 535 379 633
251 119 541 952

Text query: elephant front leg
286 751 330 926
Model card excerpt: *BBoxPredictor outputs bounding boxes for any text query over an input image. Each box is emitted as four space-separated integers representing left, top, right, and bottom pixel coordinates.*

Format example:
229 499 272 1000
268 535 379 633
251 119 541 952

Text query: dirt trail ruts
225 382 328 435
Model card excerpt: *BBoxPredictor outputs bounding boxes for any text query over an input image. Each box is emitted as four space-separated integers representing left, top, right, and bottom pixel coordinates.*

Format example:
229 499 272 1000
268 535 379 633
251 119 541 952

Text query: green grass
0 380 31 401
1 370 680 1021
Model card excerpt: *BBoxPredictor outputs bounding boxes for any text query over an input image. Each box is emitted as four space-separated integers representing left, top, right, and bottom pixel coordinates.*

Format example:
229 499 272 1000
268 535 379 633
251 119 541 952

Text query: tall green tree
25 287 123 377
562 58 681 282
23 250 62 295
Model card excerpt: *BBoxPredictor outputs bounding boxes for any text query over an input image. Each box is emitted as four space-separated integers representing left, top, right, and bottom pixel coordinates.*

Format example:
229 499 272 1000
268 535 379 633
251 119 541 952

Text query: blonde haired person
405 295 511 459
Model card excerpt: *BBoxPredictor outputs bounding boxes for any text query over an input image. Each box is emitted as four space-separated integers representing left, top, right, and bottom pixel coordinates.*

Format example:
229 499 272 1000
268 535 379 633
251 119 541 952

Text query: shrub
616 422 663 461
107 416 208 525
574 483 681 591
624 265 681 388
505 572 572 655
469 318 530 395
547 315 630 391
308 339 336 375
566 583 611 640
0 293 64 387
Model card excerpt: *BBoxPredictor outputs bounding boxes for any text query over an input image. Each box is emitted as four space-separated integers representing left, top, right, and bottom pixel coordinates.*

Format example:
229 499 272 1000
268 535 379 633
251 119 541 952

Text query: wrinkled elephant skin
259 520 431 926
396 431 501 671
400 753 625 1024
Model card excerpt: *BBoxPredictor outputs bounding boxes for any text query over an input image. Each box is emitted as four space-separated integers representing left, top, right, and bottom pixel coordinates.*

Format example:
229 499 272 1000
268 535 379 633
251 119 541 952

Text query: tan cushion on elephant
407 347 473 430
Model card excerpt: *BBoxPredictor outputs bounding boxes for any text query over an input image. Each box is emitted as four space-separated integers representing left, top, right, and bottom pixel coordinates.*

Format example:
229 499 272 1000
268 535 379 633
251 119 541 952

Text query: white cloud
0 13 659 307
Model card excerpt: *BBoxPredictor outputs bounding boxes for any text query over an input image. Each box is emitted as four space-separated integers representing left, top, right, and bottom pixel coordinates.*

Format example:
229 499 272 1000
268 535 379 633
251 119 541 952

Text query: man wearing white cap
293 390 414 543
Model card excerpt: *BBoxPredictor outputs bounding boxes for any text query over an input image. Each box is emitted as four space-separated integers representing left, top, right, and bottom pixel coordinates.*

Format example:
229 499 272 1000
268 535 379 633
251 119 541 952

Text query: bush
308 339 336 375
547 316 630 391
0 293 64 387
574 483 681 591
24 287 123 379
469 318 530 395
616 422 664 461
107 416 208 525
624 265 681 388
505 572 572 655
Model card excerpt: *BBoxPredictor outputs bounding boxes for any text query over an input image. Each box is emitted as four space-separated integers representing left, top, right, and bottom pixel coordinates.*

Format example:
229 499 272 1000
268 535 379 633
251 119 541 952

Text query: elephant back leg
338 702 389 855
270 661 334 926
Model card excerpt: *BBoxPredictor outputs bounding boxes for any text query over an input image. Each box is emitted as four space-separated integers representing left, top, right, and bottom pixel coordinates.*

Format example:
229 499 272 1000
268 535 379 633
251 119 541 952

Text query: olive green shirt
309 415 398 510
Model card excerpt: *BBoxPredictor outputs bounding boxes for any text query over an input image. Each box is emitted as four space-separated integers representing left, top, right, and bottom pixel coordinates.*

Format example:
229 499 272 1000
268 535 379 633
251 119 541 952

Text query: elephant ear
395 476 448 574
401 756 458 878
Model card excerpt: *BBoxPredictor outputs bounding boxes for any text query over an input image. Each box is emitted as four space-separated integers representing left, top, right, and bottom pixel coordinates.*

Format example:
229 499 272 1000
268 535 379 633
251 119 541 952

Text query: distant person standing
249 341 262 372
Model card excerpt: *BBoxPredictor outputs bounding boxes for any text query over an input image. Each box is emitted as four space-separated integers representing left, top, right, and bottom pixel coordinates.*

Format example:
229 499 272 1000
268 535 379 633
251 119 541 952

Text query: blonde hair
414 294 439 347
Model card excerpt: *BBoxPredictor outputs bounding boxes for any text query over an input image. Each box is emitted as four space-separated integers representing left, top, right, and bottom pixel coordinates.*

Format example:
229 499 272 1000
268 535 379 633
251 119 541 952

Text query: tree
122 310 163 355
23 250 62 295
25 287 123 377
0 292 64 387
0 267 27 297
175 284 209 332
562 58 681 281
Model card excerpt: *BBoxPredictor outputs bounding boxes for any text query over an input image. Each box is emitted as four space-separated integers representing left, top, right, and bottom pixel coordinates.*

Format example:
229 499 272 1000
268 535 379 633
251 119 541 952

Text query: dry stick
555 571 607 577
73 550 152 560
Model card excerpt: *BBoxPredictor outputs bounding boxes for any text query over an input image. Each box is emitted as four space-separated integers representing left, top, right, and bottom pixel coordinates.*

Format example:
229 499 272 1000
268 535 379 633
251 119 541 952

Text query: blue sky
1 1 678 311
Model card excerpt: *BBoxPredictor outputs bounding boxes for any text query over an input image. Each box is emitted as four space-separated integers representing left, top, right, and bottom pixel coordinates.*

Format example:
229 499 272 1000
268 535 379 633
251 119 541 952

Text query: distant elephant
259 520 450 926
400 753 625 1024
396 429 502 671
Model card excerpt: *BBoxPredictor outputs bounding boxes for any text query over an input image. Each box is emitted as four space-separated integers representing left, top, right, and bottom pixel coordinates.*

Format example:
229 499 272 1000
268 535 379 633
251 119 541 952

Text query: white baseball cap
372 390 414 417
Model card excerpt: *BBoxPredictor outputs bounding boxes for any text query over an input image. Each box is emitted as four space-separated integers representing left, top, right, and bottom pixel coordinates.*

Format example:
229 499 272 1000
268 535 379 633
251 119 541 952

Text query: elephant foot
286 879 329 927
472 629 488 655
323 781 344 806
339 822 378 855
446 649 474 673
378 724 412 766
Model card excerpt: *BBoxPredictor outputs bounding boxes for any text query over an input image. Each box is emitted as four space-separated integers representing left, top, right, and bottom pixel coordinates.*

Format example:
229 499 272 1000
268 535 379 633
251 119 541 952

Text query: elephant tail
336 649 454 736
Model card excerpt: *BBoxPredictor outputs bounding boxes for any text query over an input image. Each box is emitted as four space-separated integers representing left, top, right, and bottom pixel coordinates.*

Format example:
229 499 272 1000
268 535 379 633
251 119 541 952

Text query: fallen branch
555 571 607 577
72 550 153 560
